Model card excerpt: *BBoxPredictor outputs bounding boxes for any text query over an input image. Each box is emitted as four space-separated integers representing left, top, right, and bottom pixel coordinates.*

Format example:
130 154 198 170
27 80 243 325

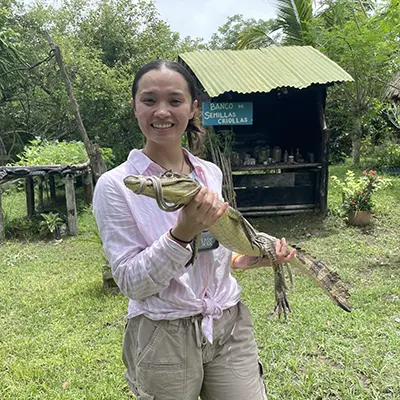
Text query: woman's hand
170 187 229 243
232 238 296 270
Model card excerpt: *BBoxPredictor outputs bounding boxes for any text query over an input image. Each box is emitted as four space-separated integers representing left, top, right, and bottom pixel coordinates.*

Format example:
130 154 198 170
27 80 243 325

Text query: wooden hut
178 46 353 216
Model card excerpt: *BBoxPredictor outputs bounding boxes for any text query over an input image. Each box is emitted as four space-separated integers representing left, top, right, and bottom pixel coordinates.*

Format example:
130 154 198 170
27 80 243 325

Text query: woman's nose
154 103 171 118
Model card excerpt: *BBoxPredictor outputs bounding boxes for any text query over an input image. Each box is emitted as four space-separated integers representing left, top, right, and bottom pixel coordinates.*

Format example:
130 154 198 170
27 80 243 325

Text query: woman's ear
190 99 198 119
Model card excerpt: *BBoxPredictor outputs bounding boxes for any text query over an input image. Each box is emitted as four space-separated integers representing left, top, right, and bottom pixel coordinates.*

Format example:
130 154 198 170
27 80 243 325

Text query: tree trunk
44 32 107 183
351 115 362 166
0 190 5 241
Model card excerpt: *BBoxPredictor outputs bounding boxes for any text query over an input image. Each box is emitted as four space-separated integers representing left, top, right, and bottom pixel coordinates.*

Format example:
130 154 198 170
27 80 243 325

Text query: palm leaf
274 0 314 46
236 26 277 49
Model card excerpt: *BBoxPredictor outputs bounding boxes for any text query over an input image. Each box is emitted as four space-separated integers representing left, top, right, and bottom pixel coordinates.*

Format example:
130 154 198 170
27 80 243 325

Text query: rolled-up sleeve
93 174 192 301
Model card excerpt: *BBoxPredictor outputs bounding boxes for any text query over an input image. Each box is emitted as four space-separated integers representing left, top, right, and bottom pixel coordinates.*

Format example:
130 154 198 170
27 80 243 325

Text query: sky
154 0 277 40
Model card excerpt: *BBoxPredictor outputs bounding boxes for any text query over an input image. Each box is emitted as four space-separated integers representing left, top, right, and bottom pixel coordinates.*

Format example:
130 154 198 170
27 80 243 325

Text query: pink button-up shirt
93 148 241 343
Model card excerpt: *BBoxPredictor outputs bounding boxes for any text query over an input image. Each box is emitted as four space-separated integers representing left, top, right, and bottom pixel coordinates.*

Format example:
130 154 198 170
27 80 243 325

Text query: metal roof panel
179 46 353 97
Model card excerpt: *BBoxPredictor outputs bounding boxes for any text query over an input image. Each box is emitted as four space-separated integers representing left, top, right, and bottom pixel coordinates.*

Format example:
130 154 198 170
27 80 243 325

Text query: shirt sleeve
93 174 193 301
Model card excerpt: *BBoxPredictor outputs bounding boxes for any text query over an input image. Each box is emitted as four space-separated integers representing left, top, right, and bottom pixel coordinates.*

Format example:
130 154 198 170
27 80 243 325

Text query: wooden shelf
232 163 321 172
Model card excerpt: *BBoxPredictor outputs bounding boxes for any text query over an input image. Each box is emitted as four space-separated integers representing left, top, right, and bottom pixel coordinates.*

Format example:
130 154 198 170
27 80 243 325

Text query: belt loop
191 317 202 348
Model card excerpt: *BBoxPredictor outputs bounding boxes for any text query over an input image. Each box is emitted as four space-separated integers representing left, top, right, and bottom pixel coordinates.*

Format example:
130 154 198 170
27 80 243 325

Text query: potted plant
331 170 390 226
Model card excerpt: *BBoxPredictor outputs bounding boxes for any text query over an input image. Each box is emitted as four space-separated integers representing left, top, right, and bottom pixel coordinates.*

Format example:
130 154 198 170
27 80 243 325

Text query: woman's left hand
232 238 296 270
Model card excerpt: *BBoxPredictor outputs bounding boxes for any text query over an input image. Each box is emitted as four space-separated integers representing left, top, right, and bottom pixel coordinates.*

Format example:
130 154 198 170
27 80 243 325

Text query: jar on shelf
257 147 268 164
307 152 315 163
231 152 240 167
272 146 282 163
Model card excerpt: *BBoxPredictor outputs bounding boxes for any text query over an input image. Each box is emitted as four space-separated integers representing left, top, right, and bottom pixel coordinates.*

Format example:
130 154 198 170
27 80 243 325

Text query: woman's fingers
183 188 227 229
275 238 296 263
212 200 229 221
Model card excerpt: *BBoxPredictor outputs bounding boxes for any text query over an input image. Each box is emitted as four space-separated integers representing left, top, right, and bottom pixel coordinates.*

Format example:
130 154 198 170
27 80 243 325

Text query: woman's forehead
137 68 190 95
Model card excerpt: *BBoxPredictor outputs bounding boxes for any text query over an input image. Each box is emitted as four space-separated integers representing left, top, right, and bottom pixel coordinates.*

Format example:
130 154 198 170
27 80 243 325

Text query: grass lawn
0 164 399 399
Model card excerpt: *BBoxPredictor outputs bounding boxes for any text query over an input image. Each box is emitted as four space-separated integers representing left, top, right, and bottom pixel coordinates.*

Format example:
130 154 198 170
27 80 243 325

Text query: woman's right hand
170 187 229 242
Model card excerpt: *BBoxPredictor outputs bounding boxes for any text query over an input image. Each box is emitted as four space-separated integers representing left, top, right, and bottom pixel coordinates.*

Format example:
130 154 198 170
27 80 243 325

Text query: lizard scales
124 170 351 316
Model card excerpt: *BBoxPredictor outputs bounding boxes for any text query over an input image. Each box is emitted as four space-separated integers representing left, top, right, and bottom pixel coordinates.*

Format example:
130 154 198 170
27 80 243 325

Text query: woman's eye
171 99 182 105
143 98 155 104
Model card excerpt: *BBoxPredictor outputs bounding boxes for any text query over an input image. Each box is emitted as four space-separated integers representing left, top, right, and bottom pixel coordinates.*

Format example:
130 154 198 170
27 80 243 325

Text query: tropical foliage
0 0 399 167
0 0 203 165
331 169 391 213
15 138 115 167
227 0 400 165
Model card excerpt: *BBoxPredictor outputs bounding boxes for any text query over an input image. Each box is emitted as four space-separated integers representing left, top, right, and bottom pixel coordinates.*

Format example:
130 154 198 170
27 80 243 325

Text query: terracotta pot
347 210 372 226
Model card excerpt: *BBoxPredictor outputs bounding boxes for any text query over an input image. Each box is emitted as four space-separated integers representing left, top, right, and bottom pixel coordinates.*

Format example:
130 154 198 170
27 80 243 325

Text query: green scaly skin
124 170 351 316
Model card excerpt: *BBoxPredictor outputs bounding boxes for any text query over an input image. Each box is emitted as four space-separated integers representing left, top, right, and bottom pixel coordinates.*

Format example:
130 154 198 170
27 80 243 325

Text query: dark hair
131 60 205 155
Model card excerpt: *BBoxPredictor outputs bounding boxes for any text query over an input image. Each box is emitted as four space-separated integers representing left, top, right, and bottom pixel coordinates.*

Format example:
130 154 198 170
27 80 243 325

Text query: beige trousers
122 302 267 400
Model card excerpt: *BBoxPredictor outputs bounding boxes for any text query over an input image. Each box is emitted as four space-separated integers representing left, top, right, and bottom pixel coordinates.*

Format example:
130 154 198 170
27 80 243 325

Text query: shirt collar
127 148 205 176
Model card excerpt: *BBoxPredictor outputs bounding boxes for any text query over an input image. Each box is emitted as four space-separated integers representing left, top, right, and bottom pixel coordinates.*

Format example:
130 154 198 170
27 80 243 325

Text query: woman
93 60 295 400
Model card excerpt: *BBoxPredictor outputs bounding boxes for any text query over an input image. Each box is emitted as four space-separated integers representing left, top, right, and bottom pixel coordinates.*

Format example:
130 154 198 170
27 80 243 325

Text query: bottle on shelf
295 148 303 163
283 150 289 163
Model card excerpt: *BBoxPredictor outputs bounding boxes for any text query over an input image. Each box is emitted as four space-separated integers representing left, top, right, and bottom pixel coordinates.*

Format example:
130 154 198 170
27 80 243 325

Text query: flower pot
347 210 372 226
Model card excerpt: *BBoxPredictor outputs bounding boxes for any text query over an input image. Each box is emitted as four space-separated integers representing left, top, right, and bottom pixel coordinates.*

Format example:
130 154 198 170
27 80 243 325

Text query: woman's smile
151 122 174 130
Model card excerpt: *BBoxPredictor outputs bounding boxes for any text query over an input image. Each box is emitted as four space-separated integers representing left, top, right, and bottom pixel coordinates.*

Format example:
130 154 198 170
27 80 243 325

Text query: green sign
202 102 253 126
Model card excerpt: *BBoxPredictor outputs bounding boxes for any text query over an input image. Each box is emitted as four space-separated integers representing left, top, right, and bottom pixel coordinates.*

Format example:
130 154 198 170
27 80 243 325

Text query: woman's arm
93 174 193 301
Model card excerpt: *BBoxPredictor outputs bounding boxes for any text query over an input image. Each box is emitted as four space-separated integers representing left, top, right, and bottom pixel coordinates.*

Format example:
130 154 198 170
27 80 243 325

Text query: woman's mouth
151 123 174 129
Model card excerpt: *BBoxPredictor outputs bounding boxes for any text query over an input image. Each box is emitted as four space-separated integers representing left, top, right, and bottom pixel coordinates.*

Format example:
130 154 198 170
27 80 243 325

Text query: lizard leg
186 234 200 267
271 263 291 319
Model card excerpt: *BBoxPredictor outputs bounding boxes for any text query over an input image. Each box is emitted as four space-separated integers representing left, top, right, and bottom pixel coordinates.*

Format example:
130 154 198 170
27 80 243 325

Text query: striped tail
290 246 351 312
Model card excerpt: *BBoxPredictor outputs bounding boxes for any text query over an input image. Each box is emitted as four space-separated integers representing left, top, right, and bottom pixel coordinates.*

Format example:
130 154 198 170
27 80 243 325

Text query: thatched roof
386 72 400 102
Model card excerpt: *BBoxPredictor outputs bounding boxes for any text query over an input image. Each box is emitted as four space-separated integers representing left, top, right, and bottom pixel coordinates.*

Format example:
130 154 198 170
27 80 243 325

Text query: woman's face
133 68 198 147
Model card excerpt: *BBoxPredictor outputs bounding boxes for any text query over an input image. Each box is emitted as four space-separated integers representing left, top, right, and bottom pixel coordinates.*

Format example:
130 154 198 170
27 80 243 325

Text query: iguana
124 170 351 317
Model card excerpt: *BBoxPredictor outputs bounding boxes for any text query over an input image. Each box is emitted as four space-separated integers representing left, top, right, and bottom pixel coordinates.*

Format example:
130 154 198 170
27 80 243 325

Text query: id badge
198 230 219 252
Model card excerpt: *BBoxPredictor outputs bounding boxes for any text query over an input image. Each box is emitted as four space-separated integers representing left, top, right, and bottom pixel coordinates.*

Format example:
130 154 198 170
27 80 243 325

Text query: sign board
202 102 253 126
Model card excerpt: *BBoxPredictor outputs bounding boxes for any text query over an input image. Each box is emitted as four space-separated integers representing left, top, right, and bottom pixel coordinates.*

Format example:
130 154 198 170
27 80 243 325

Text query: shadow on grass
248 211 345 242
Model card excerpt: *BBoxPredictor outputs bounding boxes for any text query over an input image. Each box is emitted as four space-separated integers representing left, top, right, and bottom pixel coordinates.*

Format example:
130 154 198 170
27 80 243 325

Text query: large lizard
124 170 351 317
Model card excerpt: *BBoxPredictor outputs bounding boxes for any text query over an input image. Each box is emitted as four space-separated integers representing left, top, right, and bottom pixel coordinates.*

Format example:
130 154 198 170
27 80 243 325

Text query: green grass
1 164 399 399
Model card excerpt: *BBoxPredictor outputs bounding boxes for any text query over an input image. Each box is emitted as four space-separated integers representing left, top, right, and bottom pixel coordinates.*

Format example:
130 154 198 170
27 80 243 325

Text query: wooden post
25 176 35 217
64 174 77 235
83 169 94 205
0 190 5 241
49 175 57 202
318 89 329 216
38 175 44 210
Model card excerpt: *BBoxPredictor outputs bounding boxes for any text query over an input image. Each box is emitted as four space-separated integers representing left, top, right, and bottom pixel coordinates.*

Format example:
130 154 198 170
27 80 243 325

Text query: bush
361 135 400 169
14 138 114 168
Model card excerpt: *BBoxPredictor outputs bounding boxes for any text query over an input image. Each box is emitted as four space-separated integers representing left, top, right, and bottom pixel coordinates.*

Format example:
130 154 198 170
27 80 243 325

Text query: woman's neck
143 143 191 174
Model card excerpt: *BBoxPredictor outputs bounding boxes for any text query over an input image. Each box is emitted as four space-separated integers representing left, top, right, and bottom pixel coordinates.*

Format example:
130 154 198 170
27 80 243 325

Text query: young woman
93 60 295 400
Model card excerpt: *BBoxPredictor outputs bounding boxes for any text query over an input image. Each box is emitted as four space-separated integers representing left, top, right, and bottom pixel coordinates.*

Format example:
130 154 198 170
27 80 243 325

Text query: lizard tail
291 246 351 312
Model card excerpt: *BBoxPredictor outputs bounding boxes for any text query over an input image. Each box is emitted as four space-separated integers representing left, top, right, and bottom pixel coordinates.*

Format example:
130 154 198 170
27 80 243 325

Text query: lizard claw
266 263 292 319
268 289 291 319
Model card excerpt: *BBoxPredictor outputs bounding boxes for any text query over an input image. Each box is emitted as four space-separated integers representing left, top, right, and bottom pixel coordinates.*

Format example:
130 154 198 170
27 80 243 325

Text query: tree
235 0 399 165
209 14 277 50
0 0 204 164
318 0 400 164
274 0 314 45
0 6 25 91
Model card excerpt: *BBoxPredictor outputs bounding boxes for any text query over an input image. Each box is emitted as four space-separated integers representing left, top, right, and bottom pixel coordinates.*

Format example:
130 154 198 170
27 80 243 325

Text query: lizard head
124 170 201 207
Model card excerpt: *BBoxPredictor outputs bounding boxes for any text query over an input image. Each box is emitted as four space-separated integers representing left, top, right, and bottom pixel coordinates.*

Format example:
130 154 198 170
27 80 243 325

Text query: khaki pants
122 302 267 400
